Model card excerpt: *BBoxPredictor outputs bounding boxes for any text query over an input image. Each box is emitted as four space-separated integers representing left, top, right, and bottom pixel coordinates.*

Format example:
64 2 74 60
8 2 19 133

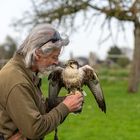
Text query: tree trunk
128 25 140 93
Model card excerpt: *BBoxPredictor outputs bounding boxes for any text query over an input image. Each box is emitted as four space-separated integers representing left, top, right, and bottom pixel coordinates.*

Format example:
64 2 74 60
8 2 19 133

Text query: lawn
41 68 140 140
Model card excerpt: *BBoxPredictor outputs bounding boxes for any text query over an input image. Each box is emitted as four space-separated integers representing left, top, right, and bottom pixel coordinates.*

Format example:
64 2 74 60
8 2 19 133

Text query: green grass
41 69 140 140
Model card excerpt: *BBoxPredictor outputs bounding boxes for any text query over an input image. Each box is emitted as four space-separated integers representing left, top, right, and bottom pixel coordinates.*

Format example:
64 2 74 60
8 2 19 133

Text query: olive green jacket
0 54 69 139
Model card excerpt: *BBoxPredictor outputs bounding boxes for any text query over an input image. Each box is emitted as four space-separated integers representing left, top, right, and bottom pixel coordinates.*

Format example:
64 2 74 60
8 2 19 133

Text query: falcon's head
65 60 79 69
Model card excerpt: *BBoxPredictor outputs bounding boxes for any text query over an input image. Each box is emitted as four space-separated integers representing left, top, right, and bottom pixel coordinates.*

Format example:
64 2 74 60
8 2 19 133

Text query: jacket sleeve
6 83 70 139
46 96 67 112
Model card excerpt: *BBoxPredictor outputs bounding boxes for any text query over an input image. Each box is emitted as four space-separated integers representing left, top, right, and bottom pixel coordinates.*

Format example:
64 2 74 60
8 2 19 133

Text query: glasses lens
51 31 62 43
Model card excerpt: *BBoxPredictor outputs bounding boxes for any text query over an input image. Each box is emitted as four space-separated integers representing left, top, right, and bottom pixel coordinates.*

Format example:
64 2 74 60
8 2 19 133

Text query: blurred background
0 0 140 140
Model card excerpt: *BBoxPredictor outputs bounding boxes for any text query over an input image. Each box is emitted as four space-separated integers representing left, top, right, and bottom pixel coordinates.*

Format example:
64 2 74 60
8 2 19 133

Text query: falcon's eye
71 62 73 64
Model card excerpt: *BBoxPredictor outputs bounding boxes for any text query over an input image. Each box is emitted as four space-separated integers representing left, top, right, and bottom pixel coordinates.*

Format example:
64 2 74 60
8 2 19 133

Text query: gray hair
16 24 69 68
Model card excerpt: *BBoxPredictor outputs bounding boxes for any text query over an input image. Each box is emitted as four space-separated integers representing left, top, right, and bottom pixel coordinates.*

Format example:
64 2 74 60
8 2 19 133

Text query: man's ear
35 49 42 60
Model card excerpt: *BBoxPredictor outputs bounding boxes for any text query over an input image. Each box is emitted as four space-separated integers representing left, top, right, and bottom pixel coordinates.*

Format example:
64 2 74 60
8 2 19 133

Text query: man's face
34 48 61 74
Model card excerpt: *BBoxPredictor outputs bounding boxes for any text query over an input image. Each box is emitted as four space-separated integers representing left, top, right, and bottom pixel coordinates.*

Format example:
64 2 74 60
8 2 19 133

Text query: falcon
48 59 106 113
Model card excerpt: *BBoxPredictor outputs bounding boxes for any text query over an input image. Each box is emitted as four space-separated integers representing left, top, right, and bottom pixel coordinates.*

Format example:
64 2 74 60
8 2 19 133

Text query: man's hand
8 132 26 140
62 91 84 112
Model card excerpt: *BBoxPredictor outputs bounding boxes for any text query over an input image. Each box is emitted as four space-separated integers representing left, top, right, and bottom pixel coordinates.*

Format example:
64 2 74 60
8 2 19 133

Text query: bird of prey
48 59 106 113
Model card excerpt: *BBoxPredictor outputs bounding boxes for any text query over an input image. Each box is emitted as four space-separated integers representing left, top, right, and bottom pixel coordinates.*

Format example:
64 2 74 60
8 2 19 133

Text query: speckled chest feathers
62 65 84 91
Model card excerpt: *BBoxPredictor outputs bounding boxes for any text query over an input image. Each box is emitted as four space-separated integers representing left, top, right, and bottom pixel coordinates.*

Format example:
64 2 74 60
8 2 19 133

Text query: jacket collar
11 53 41 87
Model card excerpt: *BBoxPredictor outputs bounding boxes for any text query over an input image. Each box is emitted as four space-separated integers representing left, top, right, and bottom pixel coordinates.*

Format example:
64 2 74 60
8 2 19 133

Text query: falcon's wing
48 67 64 108
81 65 106 113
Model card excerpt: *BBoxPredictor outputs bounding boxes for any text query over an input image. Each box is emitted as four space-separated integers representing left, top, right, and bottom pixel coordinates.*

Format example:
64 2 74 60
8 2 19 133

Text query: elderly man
0 24 83 140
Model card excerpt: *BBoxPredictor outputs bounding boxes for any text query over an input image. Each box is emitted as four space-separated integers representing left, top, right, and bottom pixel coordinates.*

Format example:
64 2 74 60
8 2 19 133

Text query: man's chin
38 65 56 76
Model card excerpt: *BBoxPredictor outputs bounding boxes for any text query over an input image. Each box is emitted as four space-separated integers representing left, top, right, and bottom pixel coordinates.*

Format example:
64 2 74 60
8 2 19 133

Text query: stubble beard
38 65 57 76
